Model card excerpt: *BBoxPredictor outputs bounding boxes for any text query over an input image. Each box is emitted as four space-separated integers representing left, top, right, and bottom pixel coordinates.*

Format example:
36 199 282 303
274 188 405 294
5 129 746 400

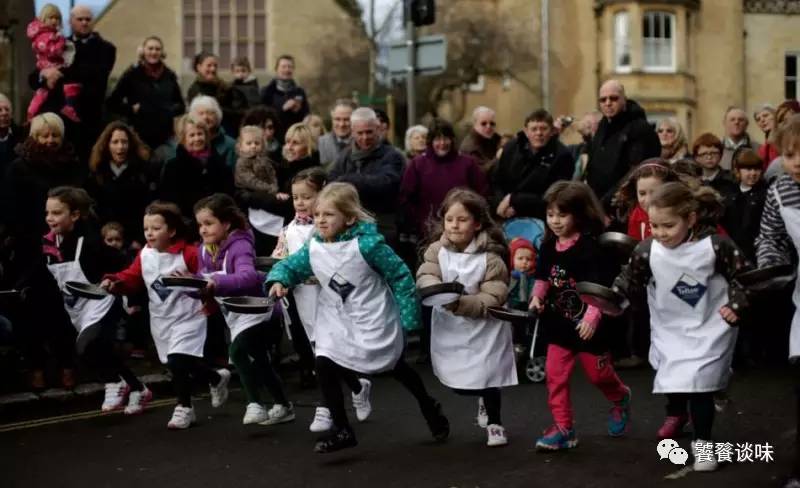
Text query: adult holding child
107 36 185 150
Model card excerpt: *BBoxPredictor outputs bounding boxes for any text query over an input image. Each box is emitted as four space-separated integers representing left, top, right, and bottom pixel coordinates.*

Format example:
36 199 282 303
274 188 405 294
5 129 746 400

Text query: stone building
438 0 800 141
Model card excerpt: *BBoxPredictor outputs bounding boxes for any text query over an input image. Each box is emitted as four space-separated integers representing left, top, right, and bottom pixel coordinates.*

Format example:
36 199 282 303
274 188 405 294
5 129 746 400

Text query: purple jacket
398 147 488 237
198 229 264 296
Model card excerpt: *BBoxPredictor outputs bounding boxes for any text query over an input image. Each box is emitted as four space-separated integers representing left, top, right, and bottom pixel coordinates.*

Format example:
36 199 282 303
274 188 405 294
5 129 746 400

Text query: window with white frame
643 11 675 72
614 11 631 73
183 0 268 71
787 53 799 100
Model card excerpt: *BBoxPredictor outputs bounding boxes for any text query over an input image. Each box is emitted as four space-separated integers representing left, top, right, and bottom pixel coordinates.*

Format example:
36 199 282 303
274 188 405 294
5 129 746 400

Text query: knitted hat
509 237 536 273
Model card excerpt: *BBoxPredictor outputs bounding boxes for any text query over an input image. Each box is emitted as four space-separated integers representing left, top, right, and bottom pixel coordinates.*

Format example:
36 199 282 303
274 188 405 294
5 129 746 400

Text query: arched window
614 11 631 73
643 11 676 72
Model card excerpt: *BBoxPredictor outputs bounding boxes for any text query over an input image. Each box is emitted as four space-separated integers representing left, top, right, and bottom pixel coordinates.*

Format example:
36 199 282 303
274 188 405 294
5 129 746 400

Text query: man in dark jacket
585 80 661 204
31 6 116 158
260 55 309 142
459 106 502 174
492 109 575 220
329 107 405 243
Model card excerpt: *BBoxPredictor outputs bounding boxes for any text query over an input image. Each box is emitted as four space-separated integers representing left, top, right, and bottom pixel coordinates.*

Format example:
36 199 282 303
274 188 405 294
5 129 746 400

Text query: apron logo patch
151 279 173 302
328 273 355 302
671 273 706 307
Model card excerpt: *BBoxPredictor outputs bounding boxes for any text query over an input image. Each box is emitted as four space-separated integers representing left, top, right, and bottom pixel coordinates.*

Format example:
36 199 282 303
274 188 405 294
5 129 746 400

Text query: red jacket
627 205 651 241
105 240 199 295
758 143 779 170
27 18 67 70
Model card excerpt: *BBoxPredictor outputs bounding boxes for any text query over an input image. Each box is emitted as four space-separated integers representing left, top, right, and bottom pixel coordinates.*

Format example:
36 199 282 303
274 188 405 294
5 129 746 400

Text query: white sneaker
167 405 196 429
101 381 130 412
259 403 296 426
124 386 152 415
309 406 333 432
243 403 268 425
691 439 719 472
209 368 231 408
351 378 372 422
486 424 508 447
476 397 488 428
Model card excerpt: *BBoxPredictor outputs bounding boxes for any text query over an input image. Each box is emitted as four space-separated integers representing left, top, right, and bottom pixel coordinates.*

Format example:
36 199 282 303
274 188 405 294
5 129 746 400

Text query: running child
266 182 449 453
43 187 148 413
102 201 231 430
530 181 632 451
613 159 681 241
416 188 518 447
614 182 750 471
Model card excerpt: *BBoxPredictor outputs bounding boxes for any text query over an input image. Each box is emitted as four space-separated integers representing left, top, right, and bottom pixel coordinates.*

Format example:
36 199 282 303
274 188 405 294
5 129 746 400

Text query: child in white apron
267 182 449 453
614 182 750 472
754 117 800 487
44 187 149 414
193 193 293 426
416 188 517 447
271 168 328 429
102 201 230 430
530 181 631 452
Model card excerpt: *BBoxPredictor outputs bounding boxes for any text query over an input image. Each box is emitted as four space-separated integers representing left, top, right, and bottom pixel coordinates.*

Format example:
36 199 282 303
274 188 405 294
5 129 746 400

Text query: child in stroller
503 218 546 382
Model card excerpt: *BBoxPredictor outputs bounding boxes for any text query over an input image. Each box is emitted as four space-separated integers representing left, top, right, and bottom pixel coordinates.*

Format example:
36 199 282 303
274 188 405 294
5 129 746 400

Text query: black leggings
79 308 143 391
665 392 715 440
315 354 435 430
167 353 222 407
229 322 288 405
453 387 502 425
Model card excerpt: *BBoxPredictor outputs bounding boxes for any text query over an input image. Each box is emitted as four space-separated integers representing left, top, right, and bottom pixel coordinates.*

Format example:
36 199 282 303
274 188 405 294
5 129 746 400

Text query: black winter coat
329 143 405 215
0 124 24 185
260 79 310 142
85 158 155 244
107 63 185 149
722 180 767 262
160 145 235 218
585 100 661 204
491 133 575 219
703 169 739 206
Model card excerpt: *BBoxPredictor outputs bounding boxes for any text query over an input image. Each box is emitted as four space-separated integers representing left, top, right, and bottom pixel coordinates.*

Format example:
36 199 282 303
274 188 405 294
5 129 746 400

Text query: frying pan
65 281 110 300
736 264 796 292
255 256 282 272
576 281 627 316
598 232 638 257
418 282 464 307
161 276 209 289
221 296 276 314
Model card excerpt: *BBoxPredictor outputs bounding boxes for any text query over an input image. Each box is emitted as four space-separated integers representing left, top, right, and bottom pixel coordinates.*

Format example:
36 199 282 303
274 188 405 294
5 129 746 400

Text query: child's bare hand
529 296 544 313
100 279 116 292
576 321 596 341
443 299 459 313
720 306 739 325
276 192 290 201
269 283 288 298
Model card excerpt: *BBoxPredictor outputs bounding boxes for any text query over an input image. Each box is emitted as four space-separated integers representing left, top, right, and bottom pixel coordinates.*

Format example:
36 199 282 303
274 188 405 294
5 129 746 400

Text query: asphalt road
1 366 795 488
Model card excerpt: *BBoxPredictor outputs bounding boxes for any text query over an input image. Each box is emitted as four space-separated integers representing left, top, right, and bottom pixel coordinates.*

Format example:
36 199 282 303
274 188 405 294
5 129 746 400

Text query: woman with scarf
259 55 310 143
107 36 185 151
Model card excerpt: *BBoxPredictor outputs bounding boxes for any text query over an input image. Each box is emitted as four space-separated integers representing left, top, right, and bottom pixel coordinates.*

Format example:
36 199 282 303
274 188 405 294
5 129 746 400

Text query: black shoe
422 400 449 441
313 426 358 453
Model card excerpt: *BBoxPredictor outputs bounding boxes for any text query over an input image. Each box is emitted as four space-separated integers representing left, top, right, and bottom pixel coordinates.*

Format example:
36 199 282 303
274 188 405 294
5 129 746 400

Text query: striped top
755 174 800 267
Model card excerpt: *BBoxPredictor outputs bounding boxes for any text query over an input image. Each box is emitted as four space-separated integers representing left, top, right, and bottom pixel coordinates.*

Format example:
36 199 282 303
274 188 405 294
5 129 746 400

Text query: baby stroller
503 218 547 383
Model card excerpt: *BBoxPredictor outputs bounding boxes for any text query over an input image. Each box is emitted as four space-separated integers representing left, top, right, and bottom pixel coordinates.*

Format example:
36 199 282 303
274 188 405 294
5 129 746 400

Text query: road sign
388 34 447 77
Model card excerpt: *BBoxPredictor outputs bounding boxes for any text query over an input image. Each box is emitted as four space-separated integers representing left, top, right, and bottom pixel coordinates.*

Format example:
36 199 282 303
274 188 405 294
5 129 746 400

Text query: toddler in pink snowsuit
26 4 80 122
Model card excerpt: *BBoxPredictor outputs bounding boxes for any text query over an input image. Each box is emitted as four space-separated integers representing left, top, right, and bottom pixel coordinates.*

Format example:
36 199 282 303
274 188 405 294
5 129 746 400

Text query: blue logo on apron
151 279 173 302
329 273 355 302
671 273 706 307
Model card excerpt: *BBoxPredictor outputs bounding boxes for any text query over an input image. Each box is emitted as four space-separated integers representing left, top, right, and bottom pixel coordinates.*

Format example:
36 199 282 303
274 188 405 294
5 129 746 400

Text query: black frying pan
736 264 796 292
418 282 464 307
488 307 537 324
576 281 626 316
65 281 110 300
221 296 276 314
161 276 209 289
598 232 638 257
254 256 282 272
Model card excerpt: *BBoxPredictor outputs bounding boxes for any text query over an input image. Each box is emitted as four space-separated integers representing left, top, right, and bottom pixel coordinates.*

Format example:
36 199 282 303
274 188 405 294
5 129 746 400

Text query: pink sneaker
657 415 688 439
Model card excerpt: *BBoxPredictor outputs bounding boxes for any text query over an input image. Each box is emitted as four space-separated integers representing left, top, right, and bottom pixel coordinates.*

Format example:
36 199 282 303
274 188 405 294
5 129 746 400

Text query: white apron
47 236 116 336
248 208 284 237
647 237 738 393
309 238 403 374
200 247 269 343
430 243 518 389
141 247 207 364
286 220 319 342
773 187 800 359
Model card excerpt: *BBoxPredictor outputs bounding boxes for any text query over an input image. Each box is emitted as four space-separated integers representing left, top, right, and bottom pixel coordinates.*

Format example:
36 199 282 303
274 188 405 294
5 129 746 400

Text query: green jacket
266 221 421 331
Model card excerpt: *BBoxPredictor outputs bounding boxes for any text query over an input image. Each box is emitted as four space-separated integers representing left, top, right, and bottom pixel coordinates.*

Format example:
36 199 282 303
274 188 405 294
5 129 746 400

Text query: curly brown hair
612 158 680 220
89 121 151 174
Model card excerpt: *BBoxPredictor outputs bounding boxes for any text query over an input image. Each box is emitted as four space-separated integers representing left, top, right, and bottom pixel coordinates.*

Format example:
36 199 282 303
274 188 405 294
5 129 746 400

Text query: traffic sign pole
405 1 416 125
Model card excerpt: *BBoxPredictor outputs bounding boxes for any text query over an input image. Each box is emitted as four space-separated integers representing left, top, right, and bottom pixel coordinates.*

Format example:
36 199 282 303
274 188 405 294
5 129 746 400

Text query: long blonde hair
315 182 374 224
38 4 62 25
